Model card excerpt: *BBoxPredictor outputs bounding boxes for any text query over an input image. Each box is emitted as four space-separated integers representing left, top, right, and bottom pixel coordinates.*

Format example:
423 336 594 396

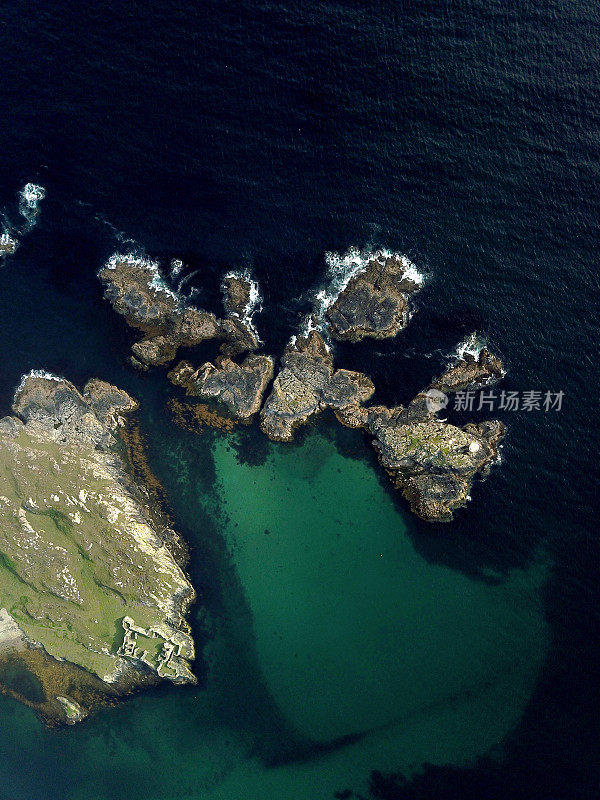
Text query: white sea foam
104 252 180 301
18 183 46 231
16 369 64 395
453 332 487 362
223 269 264 342
177 269 200 292
170 259 184 279
93 213 139 248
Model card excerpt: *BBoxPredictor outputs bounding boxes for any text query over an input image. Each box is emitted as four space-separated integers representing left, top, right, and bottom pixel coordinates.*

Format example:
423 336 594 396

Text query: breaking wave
18 183 46 231
297 246 424 342
16 369 64 395
104 252 180 301
170 259 184 279
453 332 487 361
1 183 47 256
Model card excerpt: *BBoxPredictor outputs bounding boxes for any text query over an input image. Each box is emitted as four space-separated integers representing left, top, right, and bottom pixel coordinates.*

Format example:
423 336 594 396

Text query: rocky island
0 372 195 725
335 348 506 522
98 255 260 370
98 248 506 523
325 250 422 342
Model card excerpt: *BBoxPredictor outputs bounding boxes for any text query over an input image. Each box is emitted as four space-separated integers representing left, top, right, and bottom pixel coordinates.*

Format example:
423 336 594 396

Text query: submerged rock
0 373 196 725
326 252 421 342
169 354 274 420
260 331 375 442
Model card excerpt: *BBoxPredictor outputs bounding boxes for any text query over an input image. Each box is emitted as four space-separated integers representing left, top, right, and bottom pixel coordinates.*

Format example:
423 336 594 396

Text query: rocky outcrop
221 273 253 319
363 406 505 522
0 372 196 725
336 347 507 522
326 252 421 342
98 251 507 525
169 354 274 420
0 233 18 256
260 331 375 442
98 255 259 368
429 346 505 393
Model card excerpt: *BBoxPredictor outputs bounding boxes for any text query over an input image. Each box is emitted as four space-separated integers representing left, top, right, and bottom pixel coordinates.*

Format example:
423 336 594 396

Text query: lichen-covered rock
326 252 421 342
169 354 274 420
260 331 375 441
354 347 507 522
0 372 196 725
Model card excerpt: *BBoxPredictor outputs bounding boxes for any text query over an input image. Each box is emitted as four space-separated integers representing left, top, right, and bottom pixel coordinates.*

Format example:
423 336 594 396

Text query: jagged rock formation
98 256 259 369
169 354 274 421
326 252 421 342
336 347 506 522
429 348 505 393
0 373 196 725
260 331 375 442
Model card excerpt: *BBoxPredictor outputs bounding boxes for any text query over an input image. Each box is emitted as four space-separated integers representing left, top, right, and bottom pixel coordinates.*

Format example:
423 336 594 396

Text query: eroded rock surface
326 252 422 342
169 354 274 420
99 255 259 368
260 331 375 441
0 372 196 725
430 347 505 393
336 348 506 522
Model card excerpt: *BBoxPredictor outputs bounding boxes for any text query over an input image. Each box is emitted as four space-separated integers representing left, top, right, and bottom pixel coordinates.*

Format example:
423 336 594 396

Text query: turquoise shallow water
0 417 549 800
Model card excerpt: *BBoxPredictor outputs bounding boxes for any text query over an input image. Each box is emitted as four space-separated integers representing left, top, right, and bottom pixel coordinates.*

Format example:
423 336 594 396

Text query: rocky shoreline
0 373 196 726
99 250 506 523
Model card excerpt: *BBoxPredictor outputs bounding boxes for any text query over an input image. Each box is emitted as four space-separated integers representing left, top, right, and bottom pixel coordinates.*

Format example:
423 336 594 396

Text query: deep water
0 1 598 798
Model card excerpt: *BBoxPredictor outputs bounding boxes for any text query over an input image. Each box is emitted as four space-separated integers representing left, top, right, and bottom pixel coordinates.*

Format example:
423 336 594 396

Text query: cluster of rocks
99 250 506 523
98 257 260 370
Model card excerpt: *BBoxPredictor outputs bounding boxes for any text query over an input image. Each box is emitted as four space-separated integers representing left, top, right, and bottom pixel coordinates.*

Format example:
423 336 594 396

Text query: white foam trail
453 332 487 361
18 184 46 231
177 269 200 292
223 269 263 343
104 252 180 301
16 369 64 395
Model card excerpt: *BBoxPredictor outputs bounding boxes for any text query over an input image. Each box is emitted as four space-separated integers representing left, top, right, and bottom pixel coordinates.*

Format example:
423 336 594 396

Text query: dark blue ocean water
0 1 598 798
